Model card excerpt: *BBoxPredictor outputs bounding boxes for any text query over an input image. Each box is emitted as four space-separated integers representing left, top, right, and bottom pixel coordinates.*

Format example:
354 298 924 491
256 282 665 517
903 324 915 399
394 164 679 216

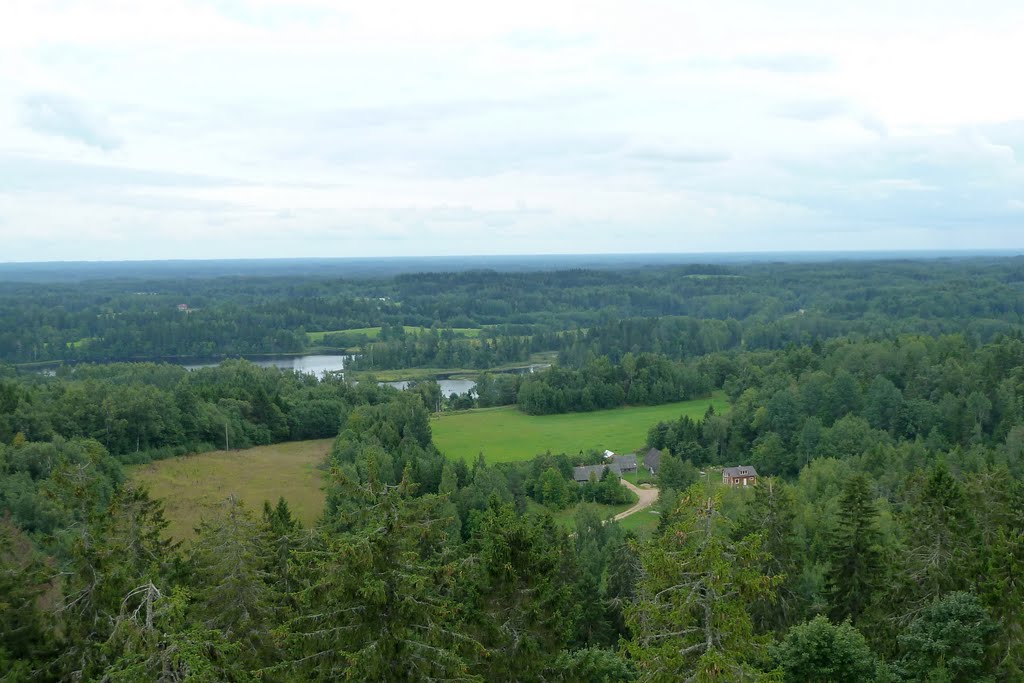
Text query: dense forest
3 256 1024 680
4 258 1024 365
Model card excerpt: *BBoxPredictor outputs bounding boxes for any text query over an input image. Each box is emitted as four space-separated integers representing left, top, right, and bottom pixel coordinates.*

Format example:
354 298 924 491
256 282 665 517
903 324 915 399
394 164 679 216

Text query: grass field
622 470 657 486
615 507 661 534
432 394 729 463
526 497 637 531
527 491 662 536
130 439 332 542
348 352 559 382
306 326 482 343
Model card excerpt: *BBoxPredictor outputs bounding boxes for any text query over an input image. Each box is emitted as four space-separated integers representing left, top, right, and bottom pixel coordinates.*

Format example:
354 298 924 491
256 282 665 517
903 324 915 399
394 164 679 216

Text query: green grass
348 352 558 382
622 470 657 487
614 506 661 535
526 497 638 531
527 490 662 537
306 326 482 343
433 393 729 463
352 367 479 382
306 327 382 342
129 439 332 542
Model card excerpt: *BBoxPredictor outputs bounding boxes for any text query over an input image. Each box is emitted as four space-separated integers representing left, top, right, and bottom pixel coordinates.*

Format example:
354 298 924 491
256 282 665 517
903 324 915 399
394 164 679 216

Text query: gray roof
723 465 758 478
643 448 662 471
612 453 636 470
573 463 622 482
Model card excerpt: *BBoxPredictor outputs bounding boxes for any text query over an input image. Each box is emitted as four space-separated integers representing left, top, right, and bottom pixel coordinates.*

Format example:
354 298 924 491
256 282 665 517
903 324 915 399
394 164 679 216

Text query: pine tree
978 527 1024 678
899 463 977 610
0 519 54 680
99 584 249 682
262 496 302 597
57 485 178 680
624 485 782 681
826 474 883 626
603 528 641 640
573 505 614 647
283 468 474 681
467 501 575 681
437 460 463 542
734 477 804 633
190 495 279 669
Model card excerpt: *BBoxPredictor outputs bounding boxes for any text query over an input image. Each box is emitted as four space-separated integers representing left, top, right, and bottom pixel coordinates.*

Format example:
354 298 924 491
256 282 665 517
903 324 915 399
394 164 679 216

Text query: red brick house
722 465 758 487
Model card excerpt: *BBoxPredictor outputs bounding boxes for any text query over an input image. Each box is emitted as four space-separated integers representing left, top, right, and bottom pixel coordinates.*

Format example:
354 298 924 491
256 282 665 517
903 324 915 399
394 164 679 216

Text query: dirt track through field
613 479 660 522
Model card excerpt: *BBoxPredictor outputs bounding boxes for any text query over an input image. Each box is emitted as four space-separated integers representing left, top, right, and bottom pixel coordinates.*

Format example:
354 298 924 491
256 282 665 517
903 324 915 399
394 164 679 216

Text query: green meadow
432 394 729 463
306 326 482 343
128 394 727 541
130 439 332 542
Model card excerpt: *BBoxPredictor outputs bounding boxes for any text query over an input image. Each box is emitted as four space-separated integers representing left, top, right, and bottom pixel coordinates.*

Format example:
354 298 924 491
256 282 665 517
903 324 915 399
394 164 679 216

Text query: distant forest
3 257 1024 364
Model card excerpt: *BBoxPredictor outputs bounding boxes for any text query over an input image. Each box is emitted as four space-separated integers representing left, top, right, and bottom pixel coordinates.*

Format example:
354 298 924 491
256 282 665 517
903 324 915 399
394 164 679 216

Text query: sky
2 0 1024 261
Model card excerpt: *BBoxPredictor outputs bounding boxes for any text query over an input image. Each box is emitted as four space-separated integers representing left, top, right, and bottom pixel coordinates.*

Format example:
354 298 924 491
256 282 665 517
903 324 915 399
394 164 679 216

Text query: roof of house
611 453 636 470
643 448 662 470
573 463 622 482
723 465 758 478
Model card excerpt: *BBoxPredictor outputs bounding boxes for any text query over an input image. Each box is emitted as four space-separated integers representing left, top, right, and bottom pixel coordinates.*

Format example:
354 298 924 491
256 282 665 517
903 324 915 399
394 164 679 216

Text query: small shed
643 448 662 474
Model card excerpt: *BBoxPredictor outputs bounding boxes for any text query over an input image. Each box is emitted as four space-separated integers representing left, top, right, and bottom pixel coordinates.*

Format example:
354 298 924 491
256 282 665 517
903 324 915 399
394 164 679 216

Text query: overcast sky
2 0 1024 261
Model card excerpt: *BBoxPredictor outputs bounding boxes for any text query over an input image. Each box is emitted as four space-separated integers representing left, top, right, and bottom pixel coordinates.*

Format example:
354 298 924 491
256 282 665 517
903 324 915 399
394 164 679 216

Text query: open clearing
432 394 729 463
530 481 660 536
130 439 332 542
306 326 482 343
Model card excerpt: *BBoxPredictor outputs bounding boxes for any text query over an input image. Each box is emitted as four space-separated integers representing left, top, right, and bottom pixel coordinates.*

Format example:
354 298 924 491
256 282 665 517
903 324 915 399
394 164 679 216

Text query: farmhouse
572 453 637 483
722 465 758 487
612 453 637 473
643 448 662 474
573 463 621 483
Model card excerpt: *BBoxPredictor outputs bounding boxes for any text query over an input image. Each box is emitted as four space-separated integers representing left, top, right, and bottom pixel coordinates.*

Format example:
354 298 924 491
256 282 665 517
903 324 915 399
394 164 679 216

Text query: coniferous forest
3 256 1024 681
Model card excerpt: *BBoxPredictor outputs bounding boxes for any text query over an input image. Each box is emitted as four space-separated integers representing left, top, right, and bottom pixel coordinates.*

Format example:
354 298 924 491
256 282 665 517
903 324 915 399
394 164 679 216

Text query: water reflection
182 354 353 374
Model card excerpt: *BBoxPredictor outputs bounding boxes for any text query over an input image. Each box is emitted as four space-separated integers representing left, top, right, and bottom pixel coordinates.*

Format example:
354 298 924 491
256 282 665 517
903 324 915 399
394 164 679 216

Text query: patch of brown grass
129 439 332 542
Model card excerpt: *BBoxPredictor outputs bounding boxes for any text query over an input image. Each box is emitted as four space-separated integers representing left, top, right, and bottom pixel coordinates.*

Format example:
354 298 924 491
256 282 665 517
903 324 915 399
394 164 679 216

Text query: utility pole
225 421 229 451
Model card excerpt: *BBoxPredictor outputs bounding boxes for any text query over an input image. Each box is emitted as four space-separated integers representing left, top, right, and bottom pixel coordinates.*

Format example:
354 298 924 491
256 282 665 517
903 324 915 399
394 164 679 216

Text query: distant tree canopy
4 257 1024 365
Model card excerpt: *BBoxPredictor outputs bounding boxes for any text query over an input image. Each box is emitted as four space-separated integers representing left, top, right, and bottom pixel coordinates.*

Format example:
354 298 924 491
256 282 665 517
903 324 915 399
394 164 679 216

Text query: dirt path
614 479 660 522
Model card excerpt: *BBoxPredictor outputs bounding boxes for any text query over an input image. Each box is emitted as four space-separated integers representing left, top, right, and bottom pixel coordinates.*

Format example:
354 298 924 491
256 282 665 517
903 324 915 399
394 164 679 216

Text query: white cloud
1 0 1024 260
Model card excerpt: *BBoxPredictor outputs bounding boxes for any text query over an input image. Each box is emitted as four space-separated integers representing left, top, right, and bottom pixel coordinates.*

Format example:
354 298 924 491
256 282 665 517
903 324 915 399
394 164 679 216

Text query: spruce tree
283 468 474 681
734 477 804 633
190 495 279 669
900 463 977 609
825 473 883 625
467 501 574 681
624 485 781 681
57 485 177 680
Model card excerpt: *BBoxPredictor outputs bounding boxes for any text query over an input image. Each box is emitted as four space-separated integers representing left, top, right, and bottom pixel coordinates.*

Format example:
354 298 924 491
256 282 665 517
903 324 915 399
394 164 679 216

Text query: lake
182 354 355 375
181 355 478 396
385 379 477 395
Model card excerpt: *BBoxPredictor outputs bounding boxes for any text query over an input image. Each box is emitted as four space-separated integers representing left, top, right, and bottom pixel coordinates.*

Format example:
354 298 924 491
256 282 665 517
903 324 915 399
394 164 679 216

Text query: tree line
0 360 392 463
4 257 1024 365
